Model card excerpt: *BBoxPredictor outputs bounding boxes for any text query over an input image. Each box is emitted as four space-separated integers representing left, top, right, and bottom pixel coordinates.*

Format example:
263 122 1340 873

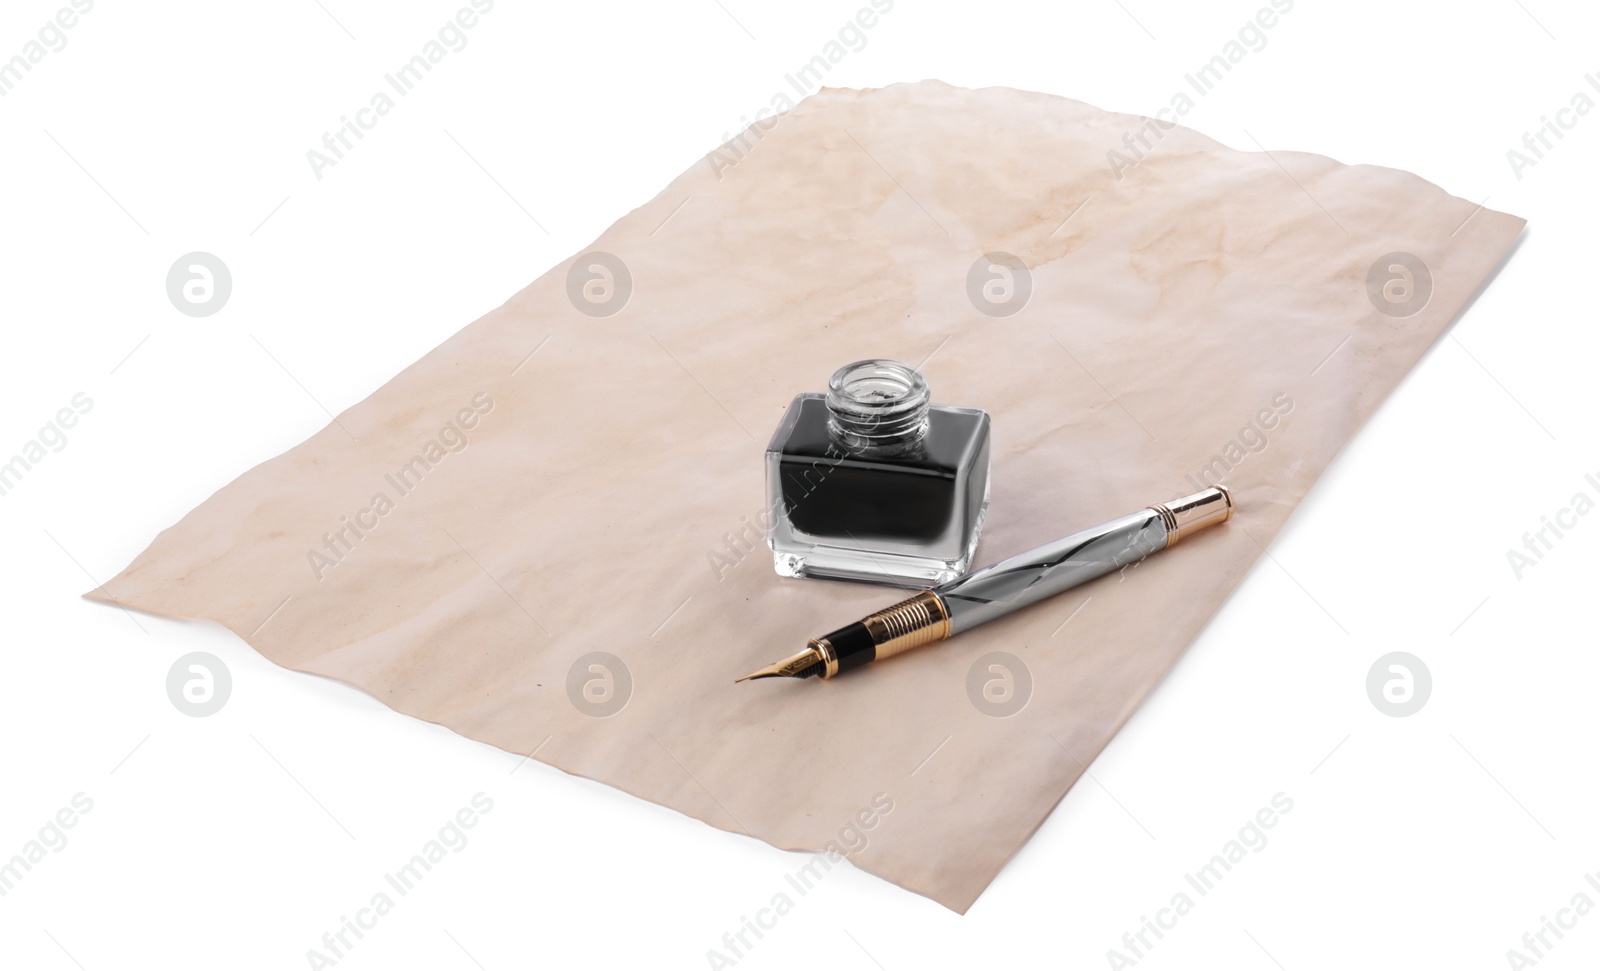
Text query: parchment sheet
89 81 1523 912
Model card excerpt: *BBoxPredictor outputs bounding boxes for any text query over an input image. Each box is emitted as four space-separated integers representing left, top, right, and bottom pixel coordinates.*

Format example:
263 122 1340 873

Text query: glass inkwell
765 360 991 586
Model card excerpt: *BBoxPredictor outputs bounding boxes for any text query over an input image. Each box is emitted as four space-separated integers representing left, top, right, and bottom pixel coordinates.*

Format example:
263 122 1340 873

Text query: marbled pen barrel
934 486 1232 634
935 510 1168 634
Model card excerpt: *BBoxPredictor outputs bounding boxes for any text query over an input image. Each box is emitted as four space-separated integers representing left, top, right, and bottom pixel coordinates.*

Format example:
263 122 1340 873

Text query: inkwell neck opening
826 360 930 453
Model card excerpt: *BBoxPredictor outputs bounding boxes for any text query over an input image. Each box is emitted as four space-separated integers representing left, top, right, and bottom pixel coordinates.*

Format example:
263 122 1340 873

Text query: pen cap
1151 486 1233 548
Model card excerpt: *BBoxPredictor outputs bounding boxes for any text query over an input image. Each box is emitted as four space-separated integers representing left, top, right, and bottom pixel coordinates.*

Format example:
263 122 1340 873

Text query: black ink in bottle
765 360 991 586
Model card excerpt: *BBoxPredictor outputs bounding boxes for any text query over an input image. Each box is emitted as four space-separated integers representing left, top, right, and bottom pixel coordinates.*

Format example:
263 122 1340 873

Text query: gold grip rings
861 590 950 661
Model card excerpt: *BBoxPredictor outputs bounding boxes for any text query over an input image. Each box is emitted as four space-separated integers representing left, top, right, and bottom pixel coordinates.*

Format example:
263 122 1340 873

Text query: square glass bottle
765 360 991 586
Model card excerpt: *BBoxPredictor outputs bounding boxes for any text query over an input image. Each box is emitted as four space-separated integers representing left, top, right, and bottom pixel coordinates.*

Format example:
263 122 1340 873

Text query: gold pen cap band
1151 485 1233 548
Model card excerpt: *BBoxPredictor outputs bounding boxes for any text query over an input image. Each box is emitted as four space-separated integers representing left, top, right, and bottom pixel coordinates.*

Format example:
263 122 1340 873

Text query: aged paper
89 82 1523 912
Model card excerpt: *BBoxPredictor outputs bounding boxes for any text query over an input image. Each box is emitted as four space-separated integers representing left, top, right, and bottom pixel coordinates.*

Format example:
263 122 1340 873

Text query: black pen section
820 622 877 672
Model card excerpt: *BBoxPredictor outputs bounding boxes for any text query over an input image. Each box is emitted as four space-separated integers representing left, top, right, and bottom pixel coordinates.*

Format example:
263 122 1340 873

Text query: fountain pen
737 486 1232 682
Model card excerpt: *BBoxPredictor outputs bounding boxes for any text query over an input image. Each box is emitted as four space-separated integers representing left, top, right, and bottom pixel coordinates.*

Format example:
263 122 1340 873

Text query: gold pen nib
735 646 823 683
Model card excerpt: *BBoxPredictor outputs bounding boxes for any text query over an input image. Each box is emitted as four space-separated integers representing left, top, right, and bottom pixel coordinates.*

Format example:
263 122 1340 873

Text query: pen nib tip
736 646 824 683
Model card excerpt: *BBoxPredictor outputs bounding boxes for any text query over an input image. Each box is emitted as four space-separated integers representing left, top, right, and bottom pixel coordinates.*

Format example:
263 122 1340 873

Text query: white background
2 0 1596 968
